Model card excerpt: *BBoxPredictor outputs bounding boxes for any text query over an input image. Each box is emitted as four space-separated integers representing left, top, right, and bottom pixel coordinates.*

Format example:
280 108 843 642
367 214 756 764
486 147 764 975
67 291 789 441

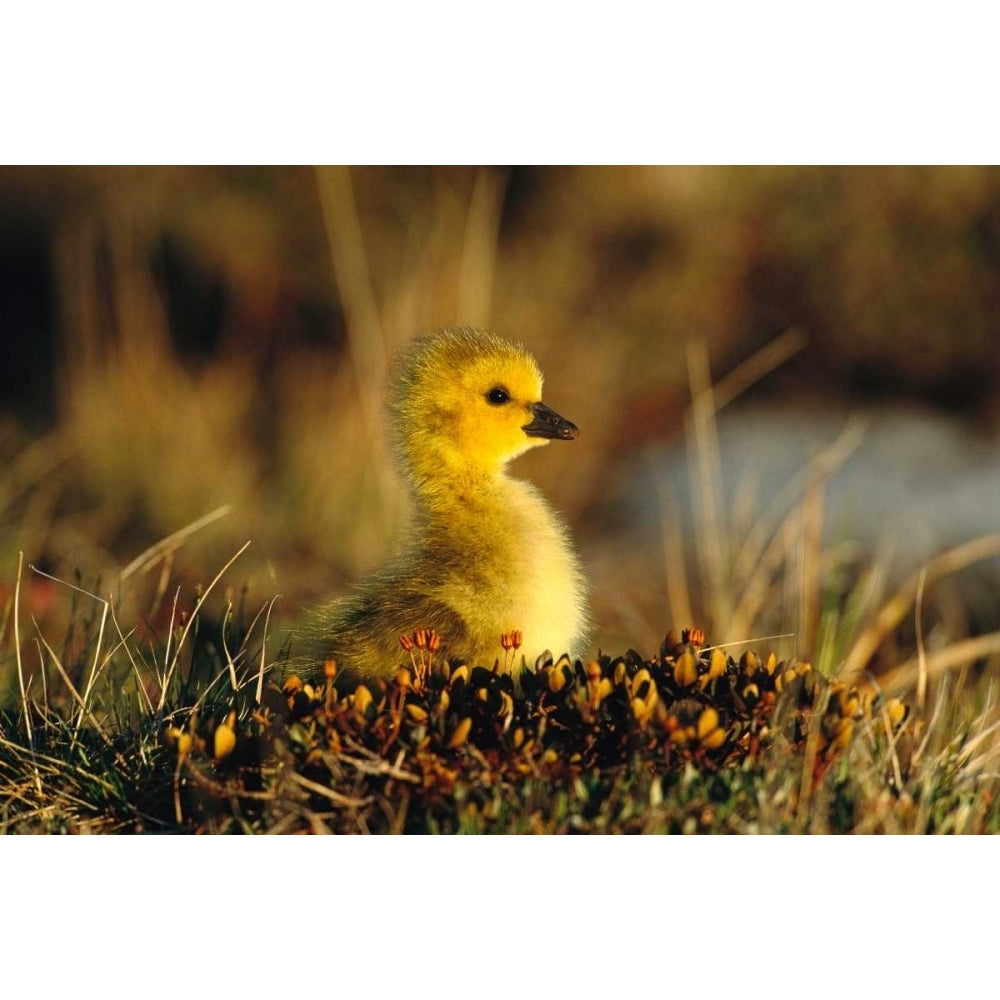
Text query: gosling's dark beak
522 402 579 441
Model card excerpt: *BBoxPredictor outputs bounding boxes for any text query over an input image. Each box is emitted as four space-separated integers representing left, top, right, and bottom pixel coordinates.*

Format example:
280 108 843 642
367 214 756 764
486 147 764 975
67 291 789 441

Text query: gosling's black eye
485 386 511 406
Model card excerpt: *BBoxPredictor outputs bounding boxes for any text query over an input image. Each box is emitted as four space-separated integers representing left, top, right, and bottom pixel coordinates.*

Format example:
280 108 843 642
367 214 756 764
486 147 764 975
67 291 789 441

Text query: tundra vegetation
2 166 999 833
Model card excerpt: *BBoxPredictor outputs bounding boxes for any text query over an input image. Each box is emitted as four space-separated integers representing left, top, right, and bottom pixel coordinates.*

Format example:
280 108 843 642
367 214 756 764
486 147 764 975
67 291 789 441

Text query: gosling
310 326 590 680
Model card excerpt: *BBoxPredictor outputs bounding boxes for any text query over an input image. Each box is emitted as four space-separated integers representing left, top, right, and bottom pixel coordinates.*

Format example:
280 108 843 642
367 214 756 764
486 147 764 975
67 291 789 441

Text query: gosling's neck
404 451 528 524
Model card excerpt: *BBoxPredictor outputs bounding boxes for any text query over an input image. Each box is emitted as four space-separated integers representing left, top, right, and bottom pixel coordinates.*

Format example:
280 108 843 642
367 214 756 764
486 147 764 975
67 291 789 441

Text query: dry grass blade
879 706 905 792
314 165 387 442
0 734 123 798
27 564 122 737
254 595 280 705
960 718 1000 769
656 477 693 629
119 505 233 582
32 622 111 743
878 630 1000 694
711 326 807 412
13 553 29 742
678 326 811 636
76 599 109 737
12 552 43 796
157 539 252 712
313 165 399 551
190 661 236 714
685 339 728 631
915 568 928 715
729 417 867 640
797 473 826 654
159 586 181 696
701 633 796 652
840 534 1000 680
109 603 152 715
220 602 239 692
457 167 507 327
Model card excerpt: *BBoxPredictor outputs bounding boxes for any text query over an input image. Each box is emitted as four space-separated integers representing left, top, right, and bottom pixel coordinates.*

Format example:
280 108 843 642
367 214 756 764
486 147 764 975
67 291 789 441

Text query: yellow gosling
309 327 590 680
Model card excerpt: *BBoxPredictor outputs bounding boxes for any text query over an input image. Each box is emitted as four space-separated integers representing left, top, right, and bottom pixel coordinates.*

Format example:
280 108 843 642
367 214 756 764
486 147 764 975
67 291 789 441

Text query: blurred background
1 165 999 670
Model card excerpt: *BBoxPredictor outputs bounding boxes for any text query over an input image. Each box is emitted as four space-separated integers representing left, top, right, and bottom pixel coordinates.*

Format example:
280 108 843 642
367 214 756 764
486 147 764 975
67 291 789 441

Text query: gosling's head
389 327 578 487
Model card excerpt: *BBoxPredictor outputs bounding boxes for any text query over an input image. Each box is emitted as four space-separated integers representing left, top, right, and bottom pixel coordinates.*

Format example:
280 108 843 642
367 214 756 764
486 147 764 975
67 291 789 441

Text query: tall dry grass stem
915 568 928 714
656 481 693 629
840 534 1000 681
710 326 806 411
109 602 151 715
255 596 281 706
728 418 866 642
27 564 114 737
675 328 814 637
75 599 109 738
796 473 825 653
157 540 251 712
878 630 1000 695
220 602 239 693
119 505 232 583
12 552 43 795
314 166 389 451
685 339 728 632
457 168 507 327
31 626 110 744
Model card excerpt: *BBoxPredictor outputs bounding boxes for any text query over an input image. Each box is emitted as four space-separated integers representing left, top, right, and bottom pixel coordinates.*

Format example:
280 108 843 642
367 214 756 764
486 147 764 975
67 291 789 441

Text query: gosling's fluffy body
313 327 589 678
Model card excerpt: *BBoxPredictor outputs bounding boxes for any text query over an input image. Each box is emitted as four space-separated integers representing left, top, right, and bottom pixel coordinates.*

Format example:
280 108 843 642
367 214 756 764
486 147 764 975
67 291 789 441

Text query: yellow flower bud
675 651 698 687
448 717 473 748
213 711 237 761
354 684 373 714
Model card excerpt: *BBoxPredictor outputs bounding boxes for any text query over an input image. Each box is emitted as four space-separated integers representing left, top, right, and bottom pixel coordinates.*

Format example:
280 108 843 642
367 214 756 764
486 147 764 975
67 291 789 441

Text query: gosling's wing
314 583 472 677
